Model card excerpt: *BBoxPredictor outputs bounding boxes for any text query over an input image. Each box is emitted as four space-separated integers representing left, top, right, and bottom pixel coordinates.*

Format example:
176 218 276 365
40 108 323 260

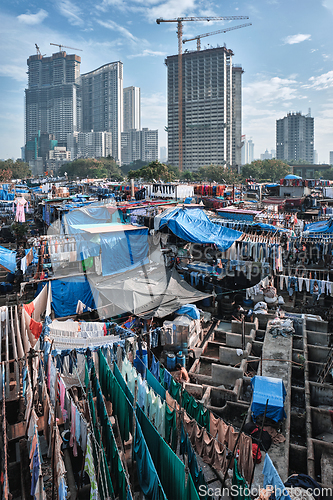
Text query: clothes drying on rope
14 196 28 222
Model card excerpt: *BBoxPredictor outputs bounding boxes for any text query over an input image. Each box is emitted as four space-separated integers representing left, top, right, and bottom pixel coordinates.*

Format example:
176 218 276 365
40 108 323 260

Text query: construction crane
35 44 46 57
183 22 252 51
156 16 249 171
50 43 83 52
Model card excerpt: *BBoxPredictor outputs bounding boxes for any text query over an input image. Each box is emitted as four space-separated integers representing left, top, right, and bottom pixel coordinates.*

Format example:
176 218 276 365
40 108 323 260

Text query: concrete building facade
123 86 141 132
81 62 123 164
166 46 243 172
121 128 158 165
330 151 333 166
25 52 82 150
276 112 314 163
241 137 254 165
67 131 112 160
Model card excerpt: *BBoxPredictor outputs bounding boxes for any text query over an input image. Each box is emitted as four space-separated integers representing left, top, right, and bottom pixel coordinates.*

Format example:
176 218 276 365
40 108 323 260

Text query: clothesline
138 341 252 459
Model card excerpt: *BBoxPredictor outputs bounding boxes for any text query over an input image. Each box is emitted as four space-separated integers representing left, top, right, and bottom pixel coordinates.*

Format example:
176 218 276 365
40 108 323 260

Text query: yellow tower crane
183 22 252 51
156 16 249 171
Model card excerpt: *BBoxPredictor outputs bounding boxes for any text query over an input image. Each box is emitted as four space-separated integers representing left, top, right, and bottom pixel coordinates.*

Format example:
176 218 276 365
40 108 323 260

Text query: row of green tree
4 155 333 183
127 159 292 183
0 160 31 181
0 158 293 183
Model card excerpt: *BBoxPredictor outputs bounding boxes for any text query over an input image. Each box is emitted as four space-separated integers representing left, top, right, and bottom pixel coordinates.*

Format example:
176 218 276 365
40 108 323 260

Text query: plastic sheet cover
100 228 149 276
304 217 333 234
90 265 211 318
175 304 201 319
50 276 96 318
159 208 242 251
0 245 17 273
251 376 287 422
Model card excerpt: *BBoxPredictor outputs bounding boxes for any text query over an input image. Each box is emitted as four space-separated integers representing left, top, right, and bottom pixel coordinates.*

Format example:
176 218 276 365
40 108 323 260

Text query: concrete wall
219 342 251 365
307 330 331 347
310 382 333 407
231 318 258 334
211 363 244 386
308 345 330 363
311 407 333 437
306 319 328 333
226 330 255 348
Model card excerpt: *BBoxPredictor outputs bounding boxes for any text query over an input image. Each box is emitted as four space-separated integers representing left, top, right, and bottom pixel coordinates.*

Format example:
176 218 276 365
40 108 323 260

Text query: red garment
29 318 43 340
24 302 35 316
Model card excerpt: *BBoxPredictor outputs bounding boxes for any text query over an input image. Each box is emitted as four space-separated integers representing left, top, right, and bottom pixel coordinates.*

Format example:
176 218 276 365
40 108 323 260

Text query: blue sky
1 0 333 164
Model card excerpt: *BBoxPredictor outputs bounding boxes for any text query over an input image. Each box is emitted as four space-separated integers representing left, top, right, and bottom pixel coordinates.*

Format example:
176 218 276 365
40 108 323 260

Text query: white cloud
0 65 27 81
96 19 141 43
127 49 166 58
57 0 84 27
17 9 48 25
243 76 303 104
304 70 333 90
283 33 311 44
148 0 197 22
322 0 333 14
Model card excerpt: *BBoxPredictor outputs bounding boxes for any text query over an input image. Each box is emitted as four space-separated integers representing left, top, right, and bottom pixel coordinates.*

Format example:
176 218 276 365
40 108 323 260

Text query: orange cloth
24 302 35 316
29 317 42 340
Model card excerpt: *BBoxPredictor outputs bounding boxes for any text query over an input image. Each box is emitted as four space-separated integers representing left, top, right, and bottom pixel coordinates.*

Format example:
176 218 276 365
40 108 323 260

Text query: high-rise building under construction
166 46 243 171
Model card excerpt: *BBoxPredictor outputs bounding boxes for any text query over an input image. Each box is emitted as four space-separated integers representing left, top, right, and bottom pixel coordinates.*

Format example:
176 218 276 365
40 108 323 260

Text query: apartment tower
25 51 82 150
81 62 123 164
123 86 141 132
166 46 243 171
276 112 314 164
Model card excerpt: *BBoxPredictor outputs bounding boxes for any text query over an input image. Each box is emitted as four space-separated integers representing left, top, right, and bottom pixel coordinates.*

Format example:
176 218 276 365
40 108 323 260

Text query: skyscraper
330 151 333 165
241 137 254 165
166 46 243 171
276 112 314 163
25 51 82 150
123 86 141 132
67 131 112 160
81 62 123 164
121 128 158 164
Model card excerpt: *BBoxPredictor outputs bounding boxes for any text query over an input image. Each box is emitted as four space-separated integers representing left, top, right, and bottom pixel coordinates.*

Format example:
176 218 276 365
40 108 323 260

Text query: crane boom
183 22 252 50
156 16 249 23
156 15 249 171
50 43 83 52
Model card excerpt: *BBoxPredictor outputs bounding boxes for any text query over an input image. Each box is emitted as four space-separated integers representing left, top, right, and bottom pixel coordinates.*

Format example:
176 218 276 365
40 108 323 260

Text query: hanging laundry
84 434 100 500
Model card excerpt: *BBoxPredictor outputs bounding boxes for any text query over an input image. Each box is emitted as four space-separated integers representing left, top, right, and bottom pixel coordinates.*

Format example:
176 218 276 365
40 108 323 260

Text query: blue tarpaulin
175 304 201 319
50 276 96 318
63 205 118 234
284 174 302 180
251 376 286 422
100 227 149 276
255 223 289 233
304 217 333 234
159 209 242 251
0 246 16 273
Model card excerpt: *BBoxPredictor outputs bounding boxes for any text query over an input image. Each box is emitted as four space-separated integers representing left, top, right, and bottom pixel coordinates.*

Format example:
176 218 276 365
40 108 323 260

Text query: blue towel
263 454 291 500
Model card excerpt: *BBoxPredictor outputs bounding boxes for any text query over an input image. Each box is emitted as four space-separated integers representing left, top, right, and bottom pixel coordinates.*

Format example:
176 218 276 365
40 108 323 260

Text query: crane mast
156 16 249 171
